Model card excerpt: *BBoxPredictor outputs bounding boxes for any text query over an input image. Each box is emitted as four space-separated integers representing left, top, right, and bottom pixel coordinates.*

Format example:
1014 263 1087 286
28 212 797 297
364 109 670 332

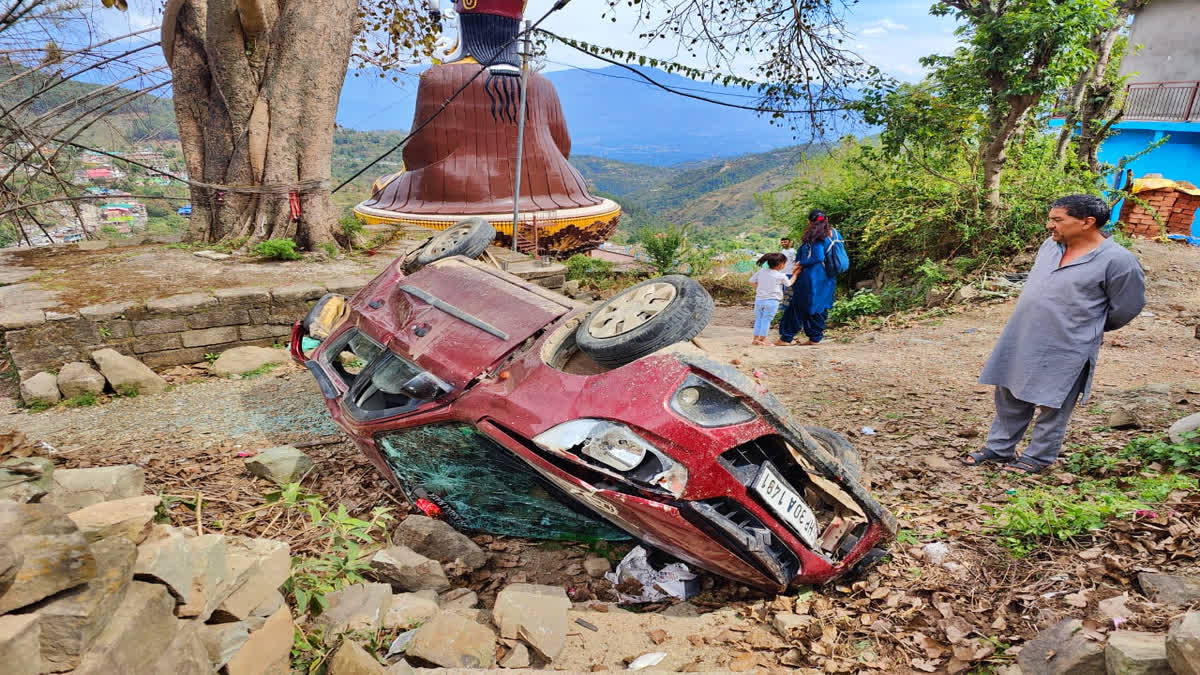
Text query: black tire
402 217 495 274
803 425 863 485
574 275 714 369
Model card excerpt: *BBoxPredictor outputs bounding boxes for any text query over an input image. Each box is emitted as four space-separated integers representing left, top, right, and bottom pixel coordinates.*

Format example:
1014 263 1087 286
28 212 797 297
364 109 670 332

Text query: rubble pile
0 443 294 675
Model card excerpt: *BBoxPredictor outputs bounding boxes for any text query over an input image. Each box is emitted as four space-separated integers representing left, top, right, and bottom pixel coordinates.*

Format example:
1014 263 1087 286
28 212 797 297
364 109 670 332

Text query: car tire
575 275 714 369
402 217 495 274
803 426 863 484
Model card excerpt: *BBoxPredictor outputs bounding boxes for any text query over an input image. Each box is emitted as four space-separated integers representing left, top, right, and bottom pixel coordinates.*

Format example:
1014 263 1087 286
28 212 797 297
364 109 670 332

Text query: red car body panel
294 256 896 592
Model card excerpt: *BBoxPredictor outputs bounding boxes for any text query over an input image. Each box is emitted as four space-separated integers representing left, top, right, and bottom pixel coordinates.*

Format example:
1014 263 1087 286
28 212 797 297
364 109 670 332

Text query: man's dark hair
1052 194 1110 227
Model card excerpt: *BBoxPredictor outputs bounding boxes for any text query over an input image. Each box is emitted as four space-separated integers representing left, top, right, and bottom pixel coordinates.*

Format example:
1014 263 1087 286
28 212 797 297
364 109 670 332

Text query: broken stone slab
211 536 290 622
393 515 488 572
175 533 230 621
492 583 571 661
328 639 387 675
251 589 285 618
244 445 315 485
149 621 212 675
1106 630 1170 675
1139 572 1200 606
405 611 496 669
56 362 106 399
384 592 440 630
499 641 532 668
0 501 97 614
43 465 145 511
772 612 817 639
583 556 612 578
72 581 179 675
26 536 136 672
1168 612 1200 675
133 525 194 603
314 582 393 641
0 614 42 675
1017 618 1105 675
78 301 137 322
0 542 20 596
438 588 478 610
91 348 168 395
146 291 217 314
386 661 415 675
197 621 250 669
1169 412 1200 445
369 545 451 592
0 308 46 330
67 494 159 544
224 606 294 675
212 345 288 377
1108 408 1144 430
20 371 60 406
0 456 54 503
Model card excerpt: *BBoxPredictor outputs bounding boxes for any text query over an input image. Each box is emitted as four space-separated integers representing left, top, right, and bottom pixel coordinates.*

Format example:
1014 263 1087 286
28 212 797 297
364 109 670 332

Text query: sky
82 0 962 85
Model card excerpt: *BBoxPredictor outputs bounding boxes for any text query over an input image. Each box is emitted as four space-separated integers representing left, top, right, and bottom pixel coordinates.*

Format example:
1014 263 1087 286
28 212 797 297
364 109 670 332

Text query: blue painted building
1053 0 1200 237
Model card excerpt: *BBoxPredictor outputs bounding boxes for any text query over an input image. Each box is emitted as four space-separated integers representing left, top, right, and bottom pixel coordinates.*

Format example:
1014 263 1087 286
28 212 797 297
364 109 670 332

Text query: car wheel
402 217 496 274
803 426 863 485
574 275 714 369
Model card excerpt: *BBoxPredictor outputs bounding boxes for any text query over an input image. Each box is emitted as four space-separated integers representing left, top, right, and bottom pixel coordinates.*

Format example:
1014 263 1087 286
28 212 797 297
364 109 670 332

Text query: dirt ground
3 239 1199 673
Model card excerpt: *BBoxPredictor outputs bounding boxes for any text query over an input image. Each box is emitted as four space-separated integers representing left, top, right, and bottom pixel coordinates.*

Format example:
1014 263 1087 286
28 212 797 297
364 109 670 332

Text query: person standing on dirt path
964 194 1145 475
749 252 800 346
780 237 797 304
776 210 837 346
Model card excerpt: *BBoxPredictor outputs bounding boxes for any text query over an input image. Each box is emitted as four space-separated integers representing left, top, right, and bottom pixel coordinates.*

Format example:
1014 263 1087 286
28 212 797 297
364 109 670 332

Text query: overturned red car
292 220 896 592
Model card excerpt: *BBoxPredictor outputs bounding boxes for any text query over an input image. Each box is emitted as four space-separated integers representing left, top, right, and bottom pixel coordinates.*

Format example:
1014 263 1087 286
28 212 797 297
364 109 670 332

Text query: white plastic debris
861 426 876 436
386 628 418 658
605 546 697 604
922 542 951 565
628 652 668 670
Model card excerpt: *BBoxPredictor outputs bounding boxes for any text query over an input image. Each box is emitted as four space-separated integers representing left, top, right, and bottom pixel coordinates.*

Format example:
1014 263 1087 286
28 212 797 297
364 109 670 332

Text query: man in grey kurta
968 194 1145 473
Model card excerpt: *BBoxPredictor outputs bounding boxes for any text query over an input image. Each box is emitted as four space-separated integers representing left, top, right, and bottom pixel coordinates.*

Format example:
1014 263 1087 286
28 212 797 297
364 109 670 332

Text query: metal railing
1124 81 1200 122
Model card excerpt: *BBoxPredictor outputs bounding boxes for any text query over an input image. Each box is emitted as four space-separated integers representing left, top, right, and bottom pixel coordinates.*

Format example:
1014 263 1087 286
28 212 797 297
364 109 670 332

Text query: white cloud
860 18 910 37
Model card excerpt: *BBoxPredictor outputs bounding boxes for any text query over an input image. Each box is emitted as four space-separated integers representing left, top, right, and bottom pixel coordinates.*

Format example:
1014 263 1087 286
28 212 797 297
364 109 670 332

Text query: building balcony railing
1124 80 1200 123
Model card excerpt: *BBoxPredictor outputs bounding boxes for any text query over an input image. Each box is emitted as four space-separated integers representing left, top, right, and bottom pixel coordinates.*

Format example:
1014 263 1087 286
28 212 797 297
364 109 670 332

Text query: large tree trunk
980 94 1035 223
162 0 354 250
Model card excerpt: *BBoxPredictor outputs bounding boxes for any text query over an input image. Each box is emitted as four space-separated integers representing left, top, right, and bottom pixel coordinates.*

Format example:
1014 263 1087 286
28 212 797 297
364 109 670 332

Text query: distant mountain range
337 65 860 165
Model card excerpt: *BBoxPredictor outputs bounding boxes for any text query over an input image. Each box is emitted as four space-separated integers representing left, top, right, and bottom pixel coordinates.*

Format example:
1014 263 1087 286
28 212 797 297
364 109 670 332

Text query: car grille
685 498 800 588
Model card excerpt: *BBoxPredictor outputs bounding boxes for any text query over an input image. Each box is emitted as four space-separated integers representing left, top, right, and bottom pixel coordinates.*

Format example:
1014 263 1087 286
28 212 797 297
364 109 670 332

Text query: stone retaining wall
1 278 368 378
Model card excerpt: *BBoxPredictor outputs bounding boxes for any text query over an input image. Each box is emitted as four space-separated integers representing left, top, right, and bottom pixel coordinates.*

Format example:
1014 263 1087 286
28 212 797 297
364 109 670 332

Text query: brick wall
1119 188 1200 238
0 278 367 379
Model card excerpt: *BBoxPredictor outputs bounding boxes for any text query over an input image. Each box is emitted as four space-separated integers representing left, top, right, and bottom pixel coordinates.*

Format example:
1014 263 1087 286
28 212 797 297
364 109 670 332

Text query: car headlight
533 419 688 497
670 374 756 427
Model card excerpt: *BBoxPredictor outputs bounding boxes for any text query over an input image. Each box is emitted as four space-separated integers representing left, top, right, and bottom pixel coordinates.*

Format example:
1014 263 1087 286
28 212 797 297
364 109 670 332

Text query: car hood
380 257 577 389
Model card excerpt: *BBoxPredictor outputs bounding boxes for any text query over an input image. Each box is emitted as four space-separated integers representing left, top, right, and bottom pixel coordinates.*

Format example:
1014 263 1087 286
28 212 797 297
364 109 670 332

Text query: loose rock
213 536 290 621
0 543 20 596
33 536 137 671
224 606 294 675
384 592 439 630
72 581 178 675
212 346 288 377
197 622 250 669
68 495 159 544
1167 612 1200 675
328 639 387 675
1105 630 1170 675
393 515 489 572
315 582 392 640
149 622 211 675
43 465 145 511
0 501 97 614
56 362 106 399
0 614 42 675
1108 408 1143 430
405 611 496 669
20 372 60 406
90 348 167 396
133 525 194 603
244 445 315 485
176 533 230 620
499 641 531 668
369 545 450 592
492 583 571 661
1017 618 1105 675
583 556 612 578
1169 412 1200 445
0 456 53 502
1139 572 1200 606
439 588 478 610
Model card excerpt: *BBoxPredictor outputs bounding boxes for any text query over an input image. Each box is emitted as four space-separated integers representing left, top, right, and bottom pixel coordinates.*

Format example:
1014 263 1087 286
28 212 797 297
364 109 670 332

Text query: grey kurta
979 236 1145 408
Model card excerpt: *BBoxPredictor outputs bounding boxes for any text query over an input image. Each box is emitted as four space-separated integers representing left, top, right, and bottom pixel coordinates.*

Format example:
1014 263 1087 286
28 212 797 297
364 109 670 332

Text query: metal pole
511 20 532 252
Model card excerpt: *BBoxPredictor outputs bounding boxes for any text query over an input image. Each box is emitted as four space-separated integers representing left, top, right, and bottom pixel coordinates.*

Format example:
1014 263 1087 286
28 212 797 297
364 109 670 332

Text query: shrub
252 238 302 261
339 215 365 241
1120 432 1200 471
64 392 98 407
685 250 716 277
565 254 615 283
636 224 688 275
828 289 882 325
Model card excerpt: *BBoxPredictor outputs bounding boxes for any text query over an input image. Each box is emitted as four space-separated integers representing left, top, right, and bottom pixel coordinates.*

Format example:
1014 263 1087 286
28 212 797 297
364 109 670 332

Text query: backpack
823 229 850 277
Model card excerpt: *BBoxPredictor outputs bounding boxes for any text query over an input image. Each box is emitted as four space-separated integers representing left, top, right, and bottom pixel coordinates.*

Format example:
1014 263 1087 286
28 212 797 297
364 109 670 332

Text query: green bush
828 289 882 325
1120 432 1200 471
636 224 688 275
339 215 365 241
565 254 615 282
252 238 302 261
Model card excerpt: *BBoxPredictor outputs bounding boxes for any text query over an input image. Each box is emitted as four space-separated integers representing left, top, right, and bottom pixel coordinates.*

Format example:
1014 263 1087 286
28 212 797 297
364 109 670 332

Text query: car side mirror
401 371 452 400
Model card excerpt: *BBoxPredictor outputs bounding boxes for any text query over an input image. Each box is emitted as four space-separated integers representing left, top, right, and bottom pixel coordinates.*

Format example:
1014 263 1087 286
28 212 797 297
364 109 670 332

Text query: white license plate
751 463 820 548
